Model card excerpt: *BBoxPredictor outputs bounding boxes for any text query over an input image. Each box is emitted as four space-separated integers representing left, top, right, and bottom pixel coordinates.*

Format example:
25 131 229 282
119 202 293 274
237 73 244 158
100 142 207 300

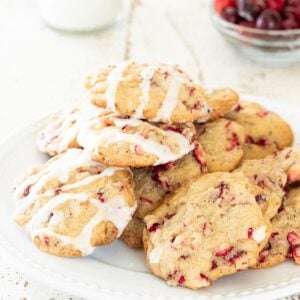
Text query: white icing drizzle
151 79 181 122
26 194 135 256
252 226 267 243
105 61 130 111
13 150 136 255
77 117 194 166
37 104 108 154
13 149 99 216
133 66 156 119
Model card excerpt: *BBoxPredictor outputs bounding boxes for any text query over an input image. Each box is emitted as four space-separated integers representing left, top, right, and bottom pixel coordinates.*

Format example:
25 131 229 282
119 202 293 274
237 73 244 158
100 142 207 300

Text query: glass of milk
37 0 124 32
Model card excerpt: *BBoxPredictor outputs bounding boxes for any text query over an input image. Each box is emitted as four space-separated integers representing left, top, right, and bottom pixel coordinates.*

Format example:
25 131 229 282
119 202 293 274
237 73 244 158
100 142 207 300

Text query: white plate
0 95 300 300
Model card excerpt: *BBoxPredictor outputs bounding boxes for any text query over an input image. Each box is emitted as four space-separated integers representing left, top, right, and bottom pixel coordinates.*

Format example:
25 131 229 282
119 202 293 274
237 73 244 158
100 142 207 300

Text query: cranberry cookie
13 149 136 257
37 104 111 156
84 62 238 123
77 115 195 168
225 101 293 160
255 187 300 268
143 172 271 289
236 147 300 220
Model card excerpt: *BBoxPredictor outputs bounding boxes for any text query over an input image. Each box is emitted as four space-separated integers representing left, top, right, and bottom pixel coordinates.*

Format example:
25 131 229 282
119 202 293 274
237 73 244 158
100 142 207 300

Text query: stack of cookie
12 62 300 290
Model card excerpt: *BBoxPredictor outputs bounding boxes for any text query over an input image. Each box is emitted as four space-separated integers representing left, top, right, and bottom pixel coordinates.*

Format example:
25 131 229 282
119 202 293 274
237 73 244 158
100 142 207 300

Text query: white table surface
0 0 300 299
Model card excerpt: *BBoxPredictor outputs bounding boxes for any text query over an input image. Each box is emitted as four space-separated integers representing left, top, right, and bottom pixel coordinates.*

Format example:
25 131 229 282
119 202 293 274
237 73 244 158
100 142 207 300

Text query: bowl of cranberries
211 0 300 65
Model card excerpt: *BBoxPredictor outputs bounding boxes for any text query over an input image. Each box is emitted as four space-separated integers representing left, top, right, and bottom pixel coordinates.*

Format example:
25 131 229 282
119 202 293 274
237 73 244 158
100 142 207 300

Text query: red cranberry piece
284 6 300 22
271 232 279 238
97 190 105 203
237 0 265 21
226 133 240 151
287 231 299 244
23 185 32 197
148 222 163 232
255 9 282 29
210 260 218 270
200 273 209 281
292 245 300 259
282 16 299 29
215 246 234 256
248 228 253 238
193 145 206 168
233 104 244 112
266 0 285 11
258 250 269 263
177 275 185 285
239 20 256 26
215 0 236 14
288 0 300 5
222 7 239 23
216 182 229 200
54 188 62 196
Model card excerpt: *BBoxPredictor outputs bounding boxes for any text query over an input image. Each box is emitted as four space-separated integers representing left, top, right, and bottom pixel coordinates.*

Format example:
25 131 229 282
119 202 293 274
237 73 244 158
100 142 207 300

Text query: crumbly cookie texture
236 147 300 220
225 101 293 160
37 104 111 156
143 172 271 289
84 62 238 123
254 187 300 268
13 149 136 257
77 115 196 168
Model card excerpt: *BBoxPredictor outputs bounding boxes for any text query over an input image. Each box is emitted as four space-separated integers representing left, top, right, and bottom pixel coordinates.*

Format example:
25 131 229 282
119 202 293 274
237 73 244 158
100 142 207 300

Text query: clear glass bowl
210 3 300 67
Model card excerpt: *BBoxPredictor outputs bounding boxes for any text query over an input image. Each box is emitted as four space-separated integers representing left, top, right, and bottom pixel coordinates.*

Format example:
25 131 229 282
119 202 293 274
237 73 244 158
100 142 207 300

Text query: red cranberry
282 16 299 28
255 9 282 29
193 145 206 168
215 246 234 256
216 182 229 200
215 0 236 14
248 228 253 238
239 20 256 26
148 222 163 232
210 260 218 270
271 232 279 238
23 185 32 197
284 6 300 22
287 231 299 244
200 273 209 281
237 0 265 21
288 0 300 6
177 275 185 285
266 0 285 11
226 133 240 151
222 7 239 23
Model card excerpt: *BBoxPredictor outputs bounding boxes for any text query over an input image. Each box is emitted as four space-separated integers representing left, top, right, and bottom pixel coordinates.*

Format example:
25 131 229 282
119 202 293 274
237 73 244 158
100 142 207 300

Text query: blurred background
0 0 299 298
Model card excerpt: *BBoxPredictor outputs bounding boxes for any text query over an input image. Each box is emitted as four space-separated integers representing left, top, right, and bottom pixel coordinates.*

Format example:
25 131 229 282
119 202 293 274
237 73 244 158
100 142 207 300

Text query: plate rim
0 95 299 300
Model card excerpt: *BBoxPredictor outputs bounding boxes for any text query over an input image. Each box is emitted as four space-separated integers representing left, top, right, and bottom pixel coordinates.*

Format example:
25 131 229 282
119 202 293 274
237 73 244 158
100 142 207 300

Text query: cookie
143 172 271 289
84 62 238 123
77 115 196 168
13 149 136 257
254 187 300 268
196 118 245 172
225 101 293 160
37 104 111 156
236 147 300 220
